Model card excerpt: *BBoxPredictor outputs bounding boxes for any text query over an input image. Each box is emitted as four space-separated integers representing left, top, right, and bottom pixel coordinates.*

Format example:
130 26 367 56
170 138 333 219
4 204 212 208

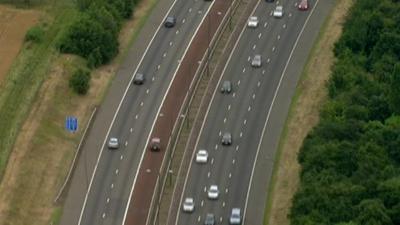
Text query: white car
207 185 219 199
108 137 119 149
247 16 259 28
196 149 208 163
251 54 262 68
273 5 284 18
182 197 195 212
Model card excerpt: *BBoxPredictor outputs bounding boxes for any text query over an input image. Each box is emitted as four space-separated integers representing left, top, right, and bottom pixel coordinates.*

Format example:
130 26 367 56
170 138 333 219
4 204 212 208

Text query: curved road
60 0 216 225
173 0 334 224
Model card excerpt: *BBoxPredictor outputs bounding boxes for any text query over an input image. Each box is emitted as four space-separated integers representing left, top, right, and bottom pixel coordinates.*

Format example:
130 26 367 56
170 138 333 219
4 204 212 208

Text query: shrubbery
69 68 91 95
58 0 137 68
25 25 44 43
290 0 400 224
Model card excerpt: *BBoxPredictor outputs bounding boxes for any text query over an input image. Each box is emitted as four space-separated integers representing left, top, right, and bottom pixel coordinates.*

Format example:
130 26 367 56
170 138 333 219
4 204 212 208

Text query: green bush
25 25 44 43
69 68 91 95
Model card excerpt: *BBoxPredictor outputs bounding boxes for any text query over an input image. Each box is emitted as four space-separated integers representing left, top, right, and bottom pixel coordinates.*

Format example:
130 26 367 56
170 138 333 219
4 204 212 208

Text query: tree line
290 0 400 224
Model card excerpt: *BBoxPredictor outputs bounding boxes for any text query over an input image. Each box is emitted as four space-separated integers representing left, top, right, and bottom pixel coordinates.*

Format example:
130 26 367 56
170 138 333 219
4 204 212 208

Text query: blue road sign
65 116 78 133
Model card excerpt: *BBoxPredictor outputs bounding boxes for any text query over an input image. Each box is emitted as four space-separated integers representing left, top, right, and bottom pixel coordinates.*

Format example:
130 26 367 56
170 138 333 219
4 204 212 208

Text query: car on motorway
133 73 145 85
196 149 208 163
182 197 195 212
150 137 161 151
265 0 274 2
273 5 284 18
221 132 232 145
164 16 176 28
204 213 215 225
247 16 259 28
229 208 242 224
251 54 262 67
221 80 232 94
108 137 119 149
298 0 309 10
207 185 219 199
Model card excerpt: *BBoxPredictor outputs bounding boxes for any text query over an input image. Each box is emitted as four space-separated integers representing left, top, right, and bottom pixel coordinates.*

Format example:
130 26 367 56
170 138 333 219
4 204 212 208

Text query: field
0 5 39 84
264 0 355 224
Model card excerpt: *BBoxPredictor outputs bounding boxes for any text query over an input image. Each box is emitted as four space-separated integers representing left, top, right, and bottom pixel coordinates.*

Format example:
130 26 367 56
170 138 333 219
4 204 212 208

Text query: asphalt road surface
59 0 216 225
174 0 334 224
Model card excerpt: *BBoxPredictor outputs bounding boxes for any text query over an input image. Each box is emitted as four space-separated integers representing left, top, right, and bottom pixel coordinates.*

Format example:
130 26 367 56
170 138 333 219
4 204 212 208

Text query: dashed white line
242 67 246 73
264 21 268 27
111 183 114 189
233 93 236 98
248 106 251 111
258 33 262 39
267 58 271 63
240 132 243 137
247 56 251 61
237 80 241 86
253 44 256 49
135 115 138 119
130 128 133 133
283 24 287 28
146 89 149 94
189 8 192 13
211 158 214 165
201 200 204 207
228 105 231 110
182 18 186 24
253 94 256 99
140 102 144 107
115 169 119 175
232 159 235 164
102 213 106 219
223 118 227 123
197 216 201 222
207 172 211 178
204 186 207 192
229 173 232 178
220 217 223 222
225 188 228 193
163 52 167 57
125 141 128 146
289 13 292 17
215 144 218 150
176 30 179 34
219 131 222 136
262 70 266 74
257 81 261 87
244 119 247 125
169 41 173 46
120 155 123 160
222 202 226 207
236 145 239 151
278 35 281 40
272 46 276 52
152 76 155 82
157 65 161 70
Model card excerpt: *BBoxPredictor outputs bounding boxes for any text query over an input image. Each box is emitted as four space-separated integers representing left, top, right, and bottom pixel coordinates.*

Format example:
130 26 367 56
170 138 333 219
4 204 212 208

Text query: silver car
108 137 119 149
251 54 262 67
221 80 232 94
247 16 259 28
229 208 241 224
221 132 232 145
133 73 145 85
204 213 215 225
182 197 195 212
207 185 219 199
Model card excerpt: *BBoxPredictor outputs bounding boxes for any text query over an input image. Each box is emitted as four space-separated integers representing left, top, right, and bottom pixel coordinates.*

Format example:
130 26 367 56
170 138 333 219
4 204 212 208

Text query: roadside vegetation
0 0 156 224
290 0 400 224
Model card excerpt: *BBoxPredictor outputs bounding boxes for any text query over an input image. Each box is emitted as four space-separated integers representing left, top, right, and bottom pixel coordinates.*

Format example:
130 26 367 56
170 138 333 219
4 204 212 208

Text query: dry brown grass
0 0 156 224
266 0 355 224
0 5 40 85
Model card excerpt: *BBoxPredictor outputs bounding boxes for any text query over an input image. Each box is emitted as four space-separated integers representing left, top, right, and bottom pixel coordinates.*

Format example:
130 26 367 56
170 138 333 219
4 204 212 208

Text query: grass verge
262 0 355 224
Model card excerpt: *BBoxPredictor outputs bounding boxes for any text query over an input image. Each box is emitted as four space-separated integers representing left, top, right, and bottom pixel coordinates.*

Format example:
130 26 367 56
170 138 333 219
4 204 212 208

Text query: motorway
60 0 216 225
174 0 329 224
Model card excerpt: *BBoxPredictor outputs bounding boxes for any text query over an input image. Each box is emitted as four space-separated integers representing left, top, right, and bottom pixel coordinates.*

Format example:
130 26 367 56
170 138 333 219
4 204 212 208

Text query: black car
164 16 176 28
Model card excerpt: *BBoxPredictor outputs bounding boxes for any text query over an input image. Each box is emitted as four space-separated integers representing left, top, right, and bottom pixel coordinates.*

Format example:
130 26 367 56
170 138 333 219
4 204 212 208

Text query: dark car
265 0 274 2
164 16 176 28
221 80 232 94
222 132 232 145
133 73 145 85
204 214 215 225
150 137 161 151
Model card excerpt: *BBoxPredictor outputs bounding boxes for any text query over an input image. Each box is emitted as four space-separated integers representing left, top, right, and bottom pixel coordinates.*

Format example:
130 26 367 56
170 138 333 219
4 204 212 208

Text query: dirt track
0 5 39 84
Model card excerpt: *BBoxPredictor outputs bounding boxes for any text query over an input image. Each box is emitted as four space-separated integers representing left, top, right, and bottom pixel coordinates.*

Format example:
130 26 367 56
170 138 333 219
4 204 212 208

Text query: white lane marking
272 46 276 52
127 2 218 225
242 67 246 73
283 24 287 28
224 118 227 123
225 188 228 193
135 115 138 119
278 35 281 40
120 155 123 160
240 132 243 137
228 105 231 110
163 52 167 57
198 10 202 14
267 58 271 63
207 172 211 178
253 44 256 50
219 131 222 136
173 2 260 225
152 76 155 82
102 213 106 219
197 216 201 222
233 93 236 98
220 217 223 222
257 81 261 87
211 158 214 165
247 56 251 61
253 94 256 99
264 22 268 27
243 1 321 223
115 169 119 175
258 33 262 39
270 11 273 16
111 183 114 189
107 198 110 203
182 18 186 24
130 128 133 133
236 145 239 151
140 102 144 107
77 0 182 221
248 106 251 111
125 141 128 146
237 80 241 86
176 30 179 34
232 159 235 164
229 173 232 178
201 200 204 207
204 186 207 192
289 13 292 17
157 64 161 70
169 41 173 46
223 202 226 207
146 89 149 94
262 70 266 74
244 119 247 125
215 144 218 150
189 8 192 13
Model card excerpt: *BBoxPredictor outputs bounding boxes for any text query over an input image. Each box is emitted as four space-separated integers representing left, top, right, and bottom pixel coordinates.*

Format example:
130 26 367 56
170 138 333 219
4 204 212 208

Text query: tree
389 63 400 114
356 199 393 225
69 68 91 95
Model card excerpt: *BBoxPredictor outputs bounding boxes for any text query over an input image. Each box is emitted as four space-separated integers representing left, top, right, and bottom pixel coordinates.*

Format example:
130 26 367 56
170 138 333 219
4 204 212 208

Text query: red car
298 0 309 10
149 137 161 151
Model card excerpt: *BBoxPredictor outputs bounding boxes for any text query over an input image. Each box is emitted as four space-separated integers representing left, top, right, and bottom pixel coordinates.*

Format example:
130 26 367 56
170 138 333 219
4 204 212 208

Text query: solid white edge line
77 0 180 224
242 1 320 224
174 1 262 225
124 1 217 225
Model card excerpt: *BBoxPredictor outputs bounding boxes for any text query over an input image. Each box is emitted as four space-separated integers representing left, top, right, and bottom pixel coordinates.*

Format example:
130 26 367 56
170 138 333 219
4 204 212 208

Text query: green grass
0 1 78 182
262 3 337 224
